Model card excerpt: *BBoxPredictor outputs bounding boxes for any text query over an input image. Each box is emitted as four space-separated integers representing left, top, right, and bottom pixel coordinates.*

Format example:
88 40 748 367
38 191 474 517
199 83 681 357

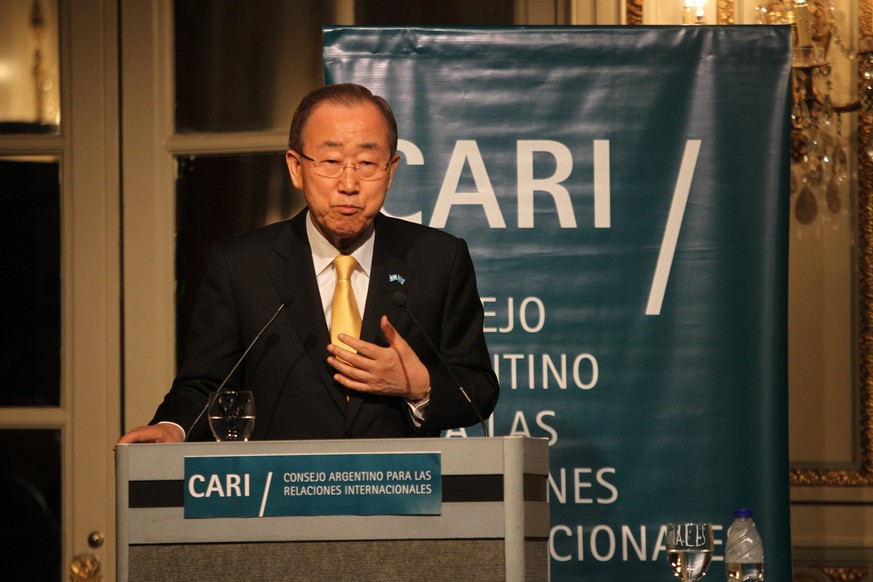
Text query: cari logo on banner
183 452 442 518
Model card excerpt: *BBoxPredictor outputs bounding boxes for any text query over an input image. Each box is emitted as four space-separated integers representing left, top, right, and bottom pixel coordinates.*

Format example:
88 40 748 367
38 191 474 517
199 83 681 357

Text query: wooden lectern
116 437 549 581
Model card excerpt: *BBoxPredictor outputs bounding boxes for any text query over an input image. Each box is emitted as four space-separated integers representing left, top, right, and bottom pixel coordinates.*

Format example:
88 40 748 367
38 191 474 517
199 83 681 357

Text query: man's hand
116 423 184 445
327 316 430 401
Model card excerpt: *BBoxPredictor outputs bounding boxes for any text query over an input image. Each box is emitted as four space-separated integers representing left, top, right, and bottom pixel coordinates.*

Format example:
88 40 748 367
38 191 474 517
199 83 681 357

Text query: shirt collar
305 209 375 277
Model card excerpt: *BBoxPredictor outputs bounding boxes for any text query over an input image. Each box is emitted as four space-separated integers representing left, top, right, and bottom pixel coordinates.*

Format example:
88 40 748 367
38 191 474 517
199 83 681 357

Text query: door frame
0 0 121 577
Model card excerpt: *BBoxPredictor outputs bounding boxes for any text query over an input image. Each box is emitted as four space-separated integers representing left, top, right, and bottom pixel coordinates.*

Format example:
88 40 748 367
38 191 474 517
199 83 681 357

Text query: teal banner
184 452 441 518
324 26 792 580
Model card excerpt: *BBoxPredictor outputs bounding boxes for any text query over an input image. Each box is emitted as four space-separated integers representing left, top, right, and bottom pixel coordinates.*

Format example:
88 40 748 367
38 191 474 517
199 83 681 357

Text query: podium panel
116 437 549 581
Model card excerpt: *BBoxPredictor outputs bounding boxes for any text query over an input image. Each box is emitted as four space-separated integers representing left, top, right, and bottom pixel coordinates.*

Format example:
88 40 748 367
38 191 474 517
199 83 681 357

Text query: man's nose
338 165 361 192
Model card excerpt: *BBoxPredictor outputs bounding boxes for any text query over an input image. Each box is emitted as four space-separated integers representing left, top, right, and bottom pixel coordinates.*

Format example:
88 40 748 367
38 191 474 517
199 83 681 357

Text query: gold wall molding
626 0 643 24
822 567 870 581
717 0 734 24
794 566 870 581
791 0 873 487
863 0 872 39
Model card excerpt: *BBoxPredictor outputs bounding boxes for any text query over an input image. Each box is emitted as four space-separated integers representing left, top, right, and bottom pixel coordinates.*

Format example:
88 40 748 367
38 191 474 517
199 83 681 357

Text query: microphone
392 291 489 437
185 302 285 440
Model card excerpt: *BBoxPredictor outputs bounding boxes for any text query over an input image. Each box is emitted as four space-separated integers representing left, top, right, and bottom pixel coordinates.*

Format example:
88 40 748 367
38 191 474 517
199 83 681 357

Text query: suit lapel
268 212 348 413
362 215 416 339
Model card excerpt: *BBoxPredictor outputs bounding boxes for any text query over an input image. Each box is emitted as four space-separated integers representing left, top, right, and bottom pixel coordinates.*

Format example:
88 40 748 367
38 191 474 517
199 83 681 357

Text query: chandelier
755 0 872 224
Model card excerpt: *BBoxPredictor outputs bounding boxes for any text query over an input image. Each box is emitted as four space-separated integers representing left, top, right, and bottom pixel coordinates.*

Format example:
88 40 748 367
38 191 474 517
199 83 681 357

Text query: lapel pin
389 274 406 285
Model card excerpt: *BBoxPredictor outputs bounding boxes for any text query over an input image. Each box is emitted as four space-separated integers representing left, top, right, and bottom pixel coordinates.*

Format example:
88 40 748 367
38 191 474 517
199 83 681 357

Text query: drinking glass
665 522 714 581
207 390 255 441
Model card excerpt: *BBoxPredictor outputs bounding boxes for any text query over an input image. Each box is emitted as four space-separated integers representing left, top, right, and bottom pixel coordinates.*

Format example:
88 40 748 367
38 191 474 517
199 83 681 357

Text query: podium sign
184 452 442 518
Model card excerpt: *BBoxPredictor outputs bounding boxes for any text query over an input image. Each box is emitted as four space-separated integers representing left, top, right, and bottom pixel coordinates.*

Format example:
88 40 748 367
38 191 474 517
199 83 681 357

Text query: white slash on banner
259 471 273 517
646 139 701 316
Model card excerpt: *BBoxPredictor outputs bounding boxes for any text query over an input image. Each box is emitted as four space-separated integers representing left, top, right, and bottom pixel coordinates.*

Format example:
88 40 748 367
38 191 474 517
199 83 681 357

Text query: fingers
116 426 154 444
380 315 397 343
325 318 428 400
328 316 405 361
116 423 184 445
326 348 362 378
326 340 366 369
326 331 401 395
332 330 381 361
331 367 370 393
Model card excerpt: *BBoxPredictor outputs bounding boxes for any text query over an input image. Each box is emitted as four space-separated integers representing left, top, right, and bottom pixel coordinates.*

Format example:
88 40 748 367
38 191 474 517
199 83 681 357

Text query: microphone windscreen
392 291 407 307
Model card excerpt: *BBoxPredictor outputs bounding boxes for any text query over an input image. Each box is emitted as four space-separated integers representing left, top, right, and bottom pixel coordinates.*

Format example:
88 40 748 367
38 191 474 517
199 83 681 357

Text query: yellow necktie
331 254 361 354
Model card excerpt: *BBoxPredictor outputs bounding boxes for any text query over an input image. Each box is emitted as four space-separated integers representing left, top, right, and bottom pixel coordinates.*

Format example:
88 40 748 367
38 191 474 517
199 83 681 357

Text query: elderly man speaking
118 83 499 443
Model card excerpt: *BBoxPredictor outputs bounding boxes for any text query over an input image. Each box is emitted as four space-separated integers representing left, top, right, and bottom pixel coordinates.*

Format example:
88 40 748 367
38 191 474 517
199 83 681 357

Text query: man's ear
385 153 401 190
286 150 303 189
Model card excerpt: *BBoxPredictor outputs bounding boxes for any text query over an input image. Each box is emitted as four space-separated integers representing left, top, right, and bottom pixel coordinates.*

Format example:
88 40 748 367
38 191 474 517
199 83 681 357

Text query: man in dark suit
118 83 498 443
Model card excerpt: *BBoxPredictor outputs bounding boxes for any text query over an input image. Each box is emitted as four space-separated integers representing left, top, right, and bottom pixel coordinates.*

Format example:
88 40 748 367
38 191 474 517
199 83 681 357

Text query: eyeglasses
298 152 392 181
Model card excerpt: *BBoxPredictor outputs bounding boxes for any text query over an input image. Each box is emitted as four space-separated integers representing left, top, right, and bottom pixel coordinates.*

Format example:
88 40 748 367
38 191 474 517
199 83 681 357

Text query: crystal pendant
820 95 835 128
820 142 832 174
795 185 818 224
833 145 848 183
807 162 824 186
800 99 813 129
826 174 841 213
806 129 824 167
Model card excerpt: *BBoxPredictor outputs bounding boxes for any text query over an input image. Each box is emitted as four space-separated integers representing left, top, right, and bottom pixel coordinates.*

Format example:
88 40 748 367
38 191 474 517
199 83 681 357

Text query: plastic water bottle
725 509 764 581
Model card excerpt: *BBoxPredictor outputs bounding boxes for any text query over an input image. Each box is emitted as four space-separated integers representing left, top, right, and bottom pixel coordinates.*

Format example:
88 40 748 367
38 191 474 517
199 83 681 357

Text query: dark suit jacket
152 210 499 441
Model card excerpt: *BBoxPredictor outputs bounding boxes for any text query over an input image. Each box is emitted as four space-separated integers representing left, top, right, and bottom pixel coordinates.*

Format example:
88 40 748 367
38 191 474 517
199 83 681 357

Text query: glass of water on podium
665 522 714 581
207 390 255 441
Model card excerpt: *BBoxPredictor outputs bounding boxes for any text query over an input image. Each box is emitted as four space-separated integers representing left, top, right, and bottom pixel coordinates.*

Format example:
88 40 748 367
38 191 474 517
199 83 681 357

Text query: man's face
286 100 399 252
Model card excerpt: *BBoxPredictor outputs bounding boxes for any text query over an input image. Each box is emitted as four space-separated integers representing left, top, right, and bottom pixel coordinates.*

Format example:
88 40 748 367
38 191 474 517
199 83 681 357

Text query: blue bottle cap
733 508 753 517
